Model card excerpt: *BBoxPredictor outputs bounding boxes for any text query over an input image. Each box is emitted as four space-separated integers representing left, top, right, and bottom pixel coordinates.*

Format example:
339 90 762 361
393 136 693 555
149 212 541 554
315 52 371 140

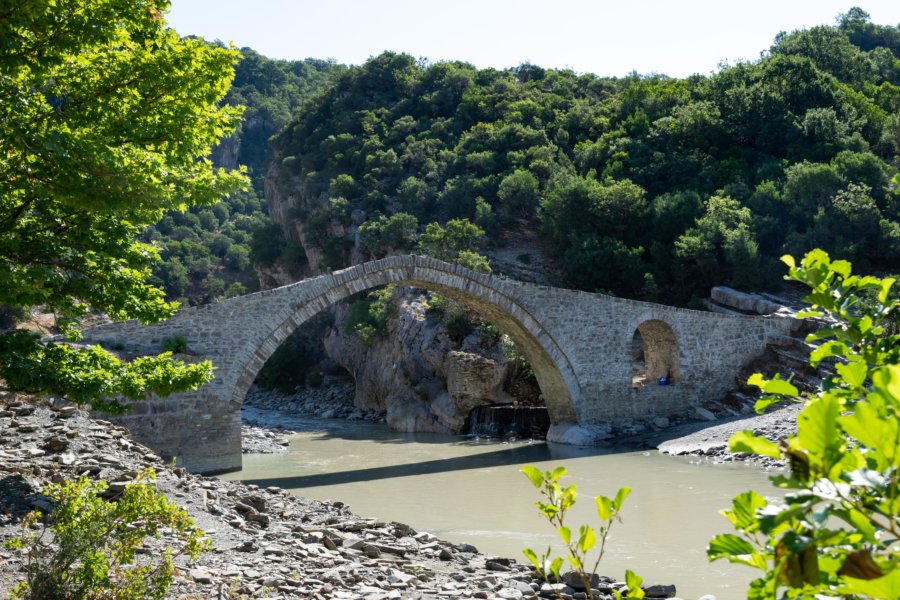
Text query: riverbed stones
0 396 688 599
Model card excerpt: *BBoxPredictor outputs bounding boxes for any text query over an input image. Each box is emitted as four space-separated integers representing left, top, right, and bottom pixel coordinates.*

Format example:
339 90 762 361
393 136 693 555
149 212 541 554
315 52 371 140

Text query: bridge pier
106 392 242 474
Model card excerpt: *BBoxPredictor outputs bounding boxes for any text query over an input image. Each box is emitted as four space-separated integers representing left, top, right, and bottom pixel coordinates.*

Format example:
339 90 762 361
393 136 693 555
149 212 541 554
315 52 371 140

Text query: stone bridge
82 255 781 474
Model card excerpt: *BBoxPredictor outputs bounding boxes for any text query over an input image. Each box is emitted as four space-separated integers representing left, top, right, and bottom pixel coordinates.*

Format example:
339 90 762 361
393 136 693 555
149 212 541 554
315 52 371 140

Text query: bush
444 312 474 342
709 250 900 598
162 336 188 354
4 469 210 600
520 466 644 600
342 286 396 346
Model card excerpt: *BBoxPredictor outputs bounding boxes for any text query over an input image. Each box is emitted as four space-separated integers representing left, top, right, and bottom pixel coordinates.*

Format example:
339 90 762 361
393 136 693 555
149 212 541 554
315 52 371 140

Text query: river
221 410 776 600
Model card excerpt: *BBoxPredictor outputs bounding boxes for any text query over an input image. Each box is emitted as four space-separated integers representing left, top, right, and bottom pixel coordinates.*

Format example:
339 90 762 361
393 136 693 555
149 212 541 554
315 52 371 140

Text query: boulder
546 423 612 445
710 286 786 315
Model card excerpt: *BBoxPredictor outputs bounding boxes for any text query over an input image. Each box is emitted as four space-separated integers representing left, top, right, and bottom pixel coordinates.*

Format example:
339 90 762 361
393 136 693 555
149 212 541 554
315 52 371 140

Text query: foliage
342 286 396 346
0 331 213 415
520 465 643 600
419 219 491 272
269 12 898 304
4 469 210 600
0 0 245 407
709 250 899 599
144 46 341 306
358 212 419 259
162 336 188 354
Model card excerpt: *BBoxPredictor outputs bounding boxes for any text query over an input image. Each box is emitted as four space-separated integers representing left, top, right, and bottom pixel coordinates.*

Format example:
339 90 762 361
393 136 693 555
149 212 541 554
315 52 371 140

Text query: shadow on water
233 439 628 490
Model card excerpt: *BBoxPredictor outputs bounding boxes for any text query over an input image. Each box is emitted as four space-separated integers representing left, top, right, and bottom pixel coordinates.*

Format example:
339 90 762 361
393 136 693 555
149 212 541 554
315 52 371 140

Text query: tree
357 212 419 259
419 219 486 266
0 0 247 412
497 169 539 217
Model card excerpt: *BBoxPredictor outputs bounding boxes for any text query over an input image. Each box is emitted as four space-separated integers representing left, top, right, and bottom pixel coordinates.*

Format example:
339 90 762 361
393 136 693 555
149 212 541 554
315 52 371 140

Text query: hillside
142 49 342 306
266 8 899 306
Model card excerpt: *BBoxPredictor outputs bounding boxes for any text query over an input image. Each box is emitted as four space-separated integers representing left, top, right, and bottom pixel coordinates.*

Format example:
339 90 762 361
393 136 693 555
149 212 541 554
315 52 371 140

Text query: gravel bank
652 402 801 468
0 395 682 600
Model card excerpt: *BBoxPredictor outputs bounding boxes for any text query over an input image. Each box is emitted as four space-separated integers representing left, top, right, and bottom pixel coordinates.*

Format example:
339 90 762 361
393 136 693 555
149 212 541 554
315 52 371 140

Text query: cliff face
262 171 516 434
325 294 513 433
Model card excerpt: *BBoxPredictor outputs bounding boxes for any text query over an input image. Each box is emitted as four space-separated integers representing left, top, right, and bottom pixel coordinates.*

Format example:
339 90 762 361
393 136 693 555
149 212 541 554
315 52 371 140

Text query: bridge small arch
631 319 680 387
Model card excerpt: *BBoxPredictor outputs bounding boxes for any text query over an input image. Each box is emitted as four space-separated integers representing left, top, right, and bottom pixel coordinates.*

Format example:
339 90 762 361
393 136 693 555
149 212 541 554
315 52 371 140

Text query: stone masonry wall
81 255 778 473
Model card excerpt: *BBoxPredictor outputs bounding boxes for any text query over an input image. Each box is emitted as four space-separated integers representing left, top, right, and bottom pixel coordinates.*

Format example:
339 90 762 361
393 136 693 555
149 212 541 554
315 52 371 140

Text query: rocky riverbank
0 395 684 600
652 401 800 469
240 383 386 454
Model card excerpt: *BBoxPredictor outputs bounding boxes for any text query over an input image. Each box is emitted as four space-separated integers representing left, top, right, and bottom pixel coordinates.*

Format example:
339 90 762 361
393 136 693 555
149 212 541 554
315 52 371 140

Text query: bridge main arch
229 255 580 425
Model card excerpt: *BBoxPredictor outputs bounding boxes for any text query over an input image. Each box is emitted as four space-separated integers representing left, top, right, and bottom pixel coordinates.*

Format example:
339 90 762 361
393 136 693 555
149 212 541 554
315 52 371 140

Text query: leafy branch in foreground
4 469 211 600
0 330 214 415
521 465 644 600
709 249 899 599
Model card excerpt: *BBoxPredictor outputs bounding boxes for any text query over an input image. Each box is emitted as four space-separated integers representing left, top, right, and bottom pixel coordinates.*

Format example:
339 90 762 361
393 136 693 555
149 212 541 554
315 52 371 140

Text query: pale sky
167 1 900 78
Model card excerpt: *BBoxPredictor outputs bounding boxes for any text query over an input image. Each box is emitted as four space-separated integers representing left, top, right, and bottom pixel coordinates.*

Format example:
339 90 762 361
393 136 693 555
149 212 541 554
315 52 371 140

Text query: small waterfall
466 405 550 439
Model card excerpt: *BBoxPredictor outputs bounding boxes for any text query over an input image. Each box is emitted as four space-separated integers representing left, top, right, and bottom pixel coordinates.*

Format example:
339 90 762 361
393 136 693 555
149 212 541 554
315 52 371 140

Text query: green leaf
521 465 544 489
558 526 571 545
878 277 895 305
834 508 878 544
754 395 785 414
550 466 567 482
596 495 614 521
836 361 868 389
613 487 631 511
549 557 563 580
796 395 844 475
578 525 596 553
839 401 898 466
624 570 645 600
831 259 852 278
729 431 782 458
809 341 849 366
707 534 767 569
747 372 767 389
871 366 900 404
780 255 796 269
839 570 900 597
522 548 540 569
723 491 768 531
763 376 798 397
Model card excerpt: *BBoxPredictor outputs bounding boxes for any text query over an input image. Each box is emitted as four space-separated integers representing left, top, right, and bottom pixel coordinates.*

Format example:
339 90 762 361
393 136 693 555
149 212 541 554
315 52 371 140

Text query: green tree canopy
0 0 247 411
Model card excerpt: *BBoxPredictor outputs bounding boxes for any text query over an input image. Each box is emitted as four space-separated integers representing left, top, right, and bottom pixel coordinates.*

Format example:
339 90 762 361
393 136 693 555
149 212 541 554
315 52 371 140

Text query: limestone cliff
324 294 514 433
261 172 521 434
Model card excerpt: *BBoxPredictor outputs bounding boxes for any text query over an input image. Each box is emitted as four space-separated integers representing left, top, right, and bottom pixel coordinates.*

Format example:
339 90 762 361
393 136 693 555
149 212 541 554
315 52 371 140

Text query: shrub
444 312 474 342
709 249 899 598
343 286 396 346
4 469 210 600
162 336 188 354
520 466 644 600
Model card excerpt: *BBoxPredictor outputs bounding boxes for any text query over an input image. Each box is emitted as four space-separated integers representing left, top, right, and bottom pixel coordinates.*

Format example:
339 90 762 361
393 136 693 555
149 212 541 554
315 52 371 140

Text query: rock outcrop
324 295 513 434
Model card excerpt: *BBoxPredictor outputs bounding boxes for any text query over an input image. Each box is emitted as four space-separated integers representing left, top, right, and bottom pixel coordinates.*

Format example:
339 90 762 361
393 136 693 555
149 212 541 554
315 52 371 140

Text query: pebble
0 397 685 599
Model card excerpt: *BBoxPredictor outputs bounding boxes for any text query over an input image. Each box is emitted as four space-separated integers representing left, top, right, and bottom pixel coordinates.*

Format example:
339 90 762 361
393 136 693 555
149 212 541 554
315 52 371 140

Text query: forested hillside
269 8 899 306
143 49 342 305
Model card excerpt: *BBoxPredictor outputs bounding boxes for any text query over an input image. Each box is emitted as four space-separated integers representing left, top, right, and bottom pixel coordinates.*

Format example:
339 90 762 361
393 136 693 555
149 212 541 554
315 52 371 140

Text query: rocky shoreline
240 382 386 455
0 395 685 600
